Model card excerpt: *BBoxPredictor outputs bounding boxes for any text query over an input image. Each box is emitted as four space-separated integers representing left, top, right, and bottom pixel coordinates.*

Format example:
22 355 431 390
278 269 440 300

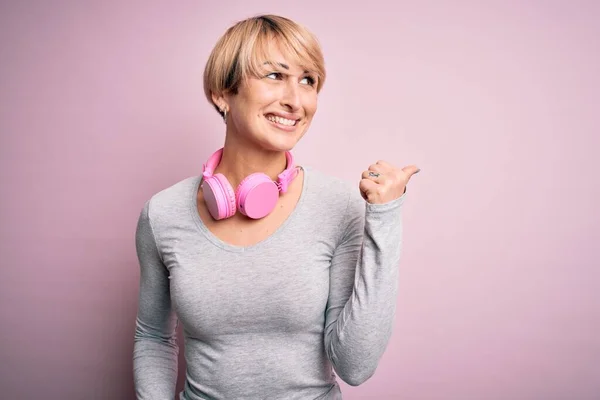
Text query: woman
133 14 419 400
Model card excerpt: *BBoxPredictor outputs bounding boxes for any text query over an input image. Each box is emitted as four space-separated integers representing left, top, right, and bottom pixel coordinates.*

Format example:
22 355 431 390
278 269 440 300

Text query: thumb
402 165 421 180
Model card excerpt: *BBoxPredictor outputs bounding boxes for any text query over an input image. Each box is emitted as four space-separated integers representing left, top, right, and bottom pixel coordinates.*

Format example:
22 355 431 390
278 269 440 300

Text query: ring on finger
368 171 380 178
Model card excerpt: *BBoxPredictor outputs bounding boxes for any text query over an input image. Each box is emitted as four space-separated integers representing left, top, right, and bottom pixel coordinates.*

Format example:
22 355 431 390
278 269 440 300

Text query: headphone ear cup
201 173 237 220
236 173 279 219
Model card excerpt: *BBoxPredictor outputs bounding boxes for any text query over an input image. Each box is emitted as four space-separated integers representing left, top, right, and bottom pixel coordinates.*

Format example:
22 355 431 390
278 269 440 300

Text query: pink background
1 1 599 399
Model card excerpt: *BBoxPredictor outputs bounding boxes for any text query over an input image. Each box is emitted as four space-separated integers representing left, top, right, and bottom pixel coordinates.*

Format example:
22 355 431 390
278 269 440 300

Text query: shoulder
302 165 365 217
141 176 199 224
304 165 355 197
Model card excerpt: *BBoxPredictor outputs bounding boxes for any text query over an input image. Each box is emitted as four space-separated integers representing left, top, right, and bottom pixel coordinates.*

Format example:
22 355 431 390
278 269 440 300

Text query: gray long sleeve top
133 165 405 400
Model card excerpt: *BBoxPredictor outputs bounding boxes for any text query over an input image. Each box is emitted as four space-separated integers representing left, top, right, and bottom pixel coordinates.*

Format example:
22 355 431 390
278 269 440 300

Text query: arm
324 190 405 386
133 200 179 399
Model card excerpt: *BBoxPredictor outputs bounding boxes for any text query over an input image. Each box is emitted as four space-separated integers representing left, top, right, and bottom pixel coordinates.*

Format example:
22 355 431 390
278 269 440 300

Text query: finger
375 160 394 168
359 178 378 198
368 164 386 173
362 170 382 182
402 165 420 179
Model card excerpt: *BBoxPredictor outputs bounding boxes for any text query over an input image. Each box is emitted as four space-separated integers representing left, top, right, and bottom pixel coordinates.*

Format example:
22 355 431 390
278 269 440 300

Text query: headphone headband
202 148 299 193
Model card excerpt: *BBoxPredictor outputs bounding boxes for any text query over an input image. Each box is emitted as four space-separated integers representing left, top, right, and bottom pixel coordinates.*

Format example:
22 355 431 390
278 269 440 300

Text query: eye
301 76 316 86
265 72 282 80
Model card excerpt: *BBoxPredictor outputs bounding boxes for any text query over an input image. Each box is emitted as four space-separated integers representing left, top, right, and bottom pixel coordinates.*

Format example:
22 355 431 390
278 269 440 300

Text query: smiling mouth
265 113 299 127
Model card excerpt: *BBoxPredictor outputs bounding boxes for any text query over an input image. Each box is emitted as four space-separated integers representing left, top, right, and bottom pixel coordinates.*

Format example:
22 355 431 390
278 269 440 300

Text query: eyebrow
263 61 313 75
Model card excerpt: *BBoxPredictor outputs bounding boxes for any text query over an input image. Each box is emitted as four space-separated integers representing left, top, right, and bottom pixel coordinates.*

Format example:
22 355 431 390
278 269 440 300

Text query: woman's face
219 42 319 152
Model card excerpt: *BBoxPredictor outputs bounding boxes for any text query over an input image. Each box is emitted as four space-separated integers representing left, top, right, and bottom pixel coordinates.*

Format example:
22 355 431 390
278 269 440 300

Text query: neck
213 134 290 190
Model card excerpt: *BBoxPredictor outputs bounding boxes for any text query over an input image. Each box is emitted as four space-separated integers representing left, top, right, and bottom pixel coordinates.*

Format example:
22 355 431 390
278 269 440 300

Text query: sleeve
133 199 179 399
324 189 405 386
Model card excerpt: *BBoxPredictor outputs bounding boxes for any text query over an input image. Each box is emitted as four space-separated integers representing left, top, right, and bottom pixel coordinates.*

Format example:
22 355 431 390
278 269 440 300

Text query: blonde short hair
203 14 326 116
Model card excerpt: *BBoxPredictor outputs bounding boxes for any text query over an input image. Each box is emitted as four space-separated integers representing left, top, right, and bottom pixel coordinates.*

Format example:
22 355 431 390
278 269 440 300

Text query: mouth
264 113 301 131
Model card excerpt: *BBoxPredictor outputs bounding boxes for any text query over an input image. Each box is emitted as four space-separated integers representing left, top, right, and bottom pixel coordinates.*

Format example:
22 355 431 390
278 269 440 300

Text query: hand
359 160 420 204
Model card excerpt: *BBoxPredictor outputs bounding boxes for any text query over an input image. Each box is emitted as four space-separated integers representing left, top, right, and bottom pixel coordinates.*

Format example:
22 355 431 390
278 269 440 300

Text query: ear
211 91 229 113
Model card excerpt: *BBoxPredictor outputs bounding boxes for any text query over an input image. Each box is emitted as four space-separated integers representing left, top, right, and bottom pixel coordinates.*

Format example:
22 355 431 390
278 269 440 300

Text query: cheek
306 97 318 117
253 86 279 106
301 89 317 109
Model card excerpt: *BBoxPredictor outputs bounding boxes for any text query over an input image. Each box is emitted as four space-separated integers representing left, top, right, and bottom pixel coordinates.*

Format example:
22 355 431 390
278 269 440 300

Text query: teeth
267 114 296 126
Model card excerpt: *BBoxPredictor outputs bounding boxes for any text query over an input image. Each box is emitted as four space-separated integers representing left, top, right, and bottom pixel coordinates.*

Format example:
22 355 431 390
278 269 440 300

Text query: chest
200 212 293 248
167 239 333 339
165 169 337 338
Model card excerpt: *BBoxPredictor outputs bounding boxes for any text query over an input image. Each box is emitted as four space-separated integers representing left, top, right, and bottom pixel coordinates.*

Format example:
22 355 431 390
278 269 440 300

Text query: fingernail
416 168 421 174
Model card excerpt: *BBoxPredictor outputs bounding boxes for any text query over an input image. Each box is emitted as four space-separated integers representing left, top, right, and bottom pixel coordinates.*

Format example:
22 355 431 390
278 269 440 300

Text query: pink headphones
201 148 300 220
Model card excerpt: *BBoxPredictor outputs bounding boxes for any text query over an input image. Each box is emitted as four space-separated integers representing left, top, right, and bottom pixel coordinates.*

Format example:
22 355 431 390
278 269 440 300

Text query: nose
280 81 301 111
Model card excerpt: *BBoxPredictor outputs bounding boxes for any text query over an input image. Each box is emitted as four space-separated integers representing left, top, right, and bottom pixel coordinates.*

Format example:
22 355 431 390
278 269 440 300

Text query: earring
221 107 228 123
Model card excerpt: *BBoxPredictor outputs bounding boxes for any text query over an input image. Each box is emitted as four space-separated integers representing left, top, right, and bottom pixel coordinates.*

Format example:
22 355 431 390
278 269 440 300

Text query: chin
259 122 308 152
259 137 299 153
